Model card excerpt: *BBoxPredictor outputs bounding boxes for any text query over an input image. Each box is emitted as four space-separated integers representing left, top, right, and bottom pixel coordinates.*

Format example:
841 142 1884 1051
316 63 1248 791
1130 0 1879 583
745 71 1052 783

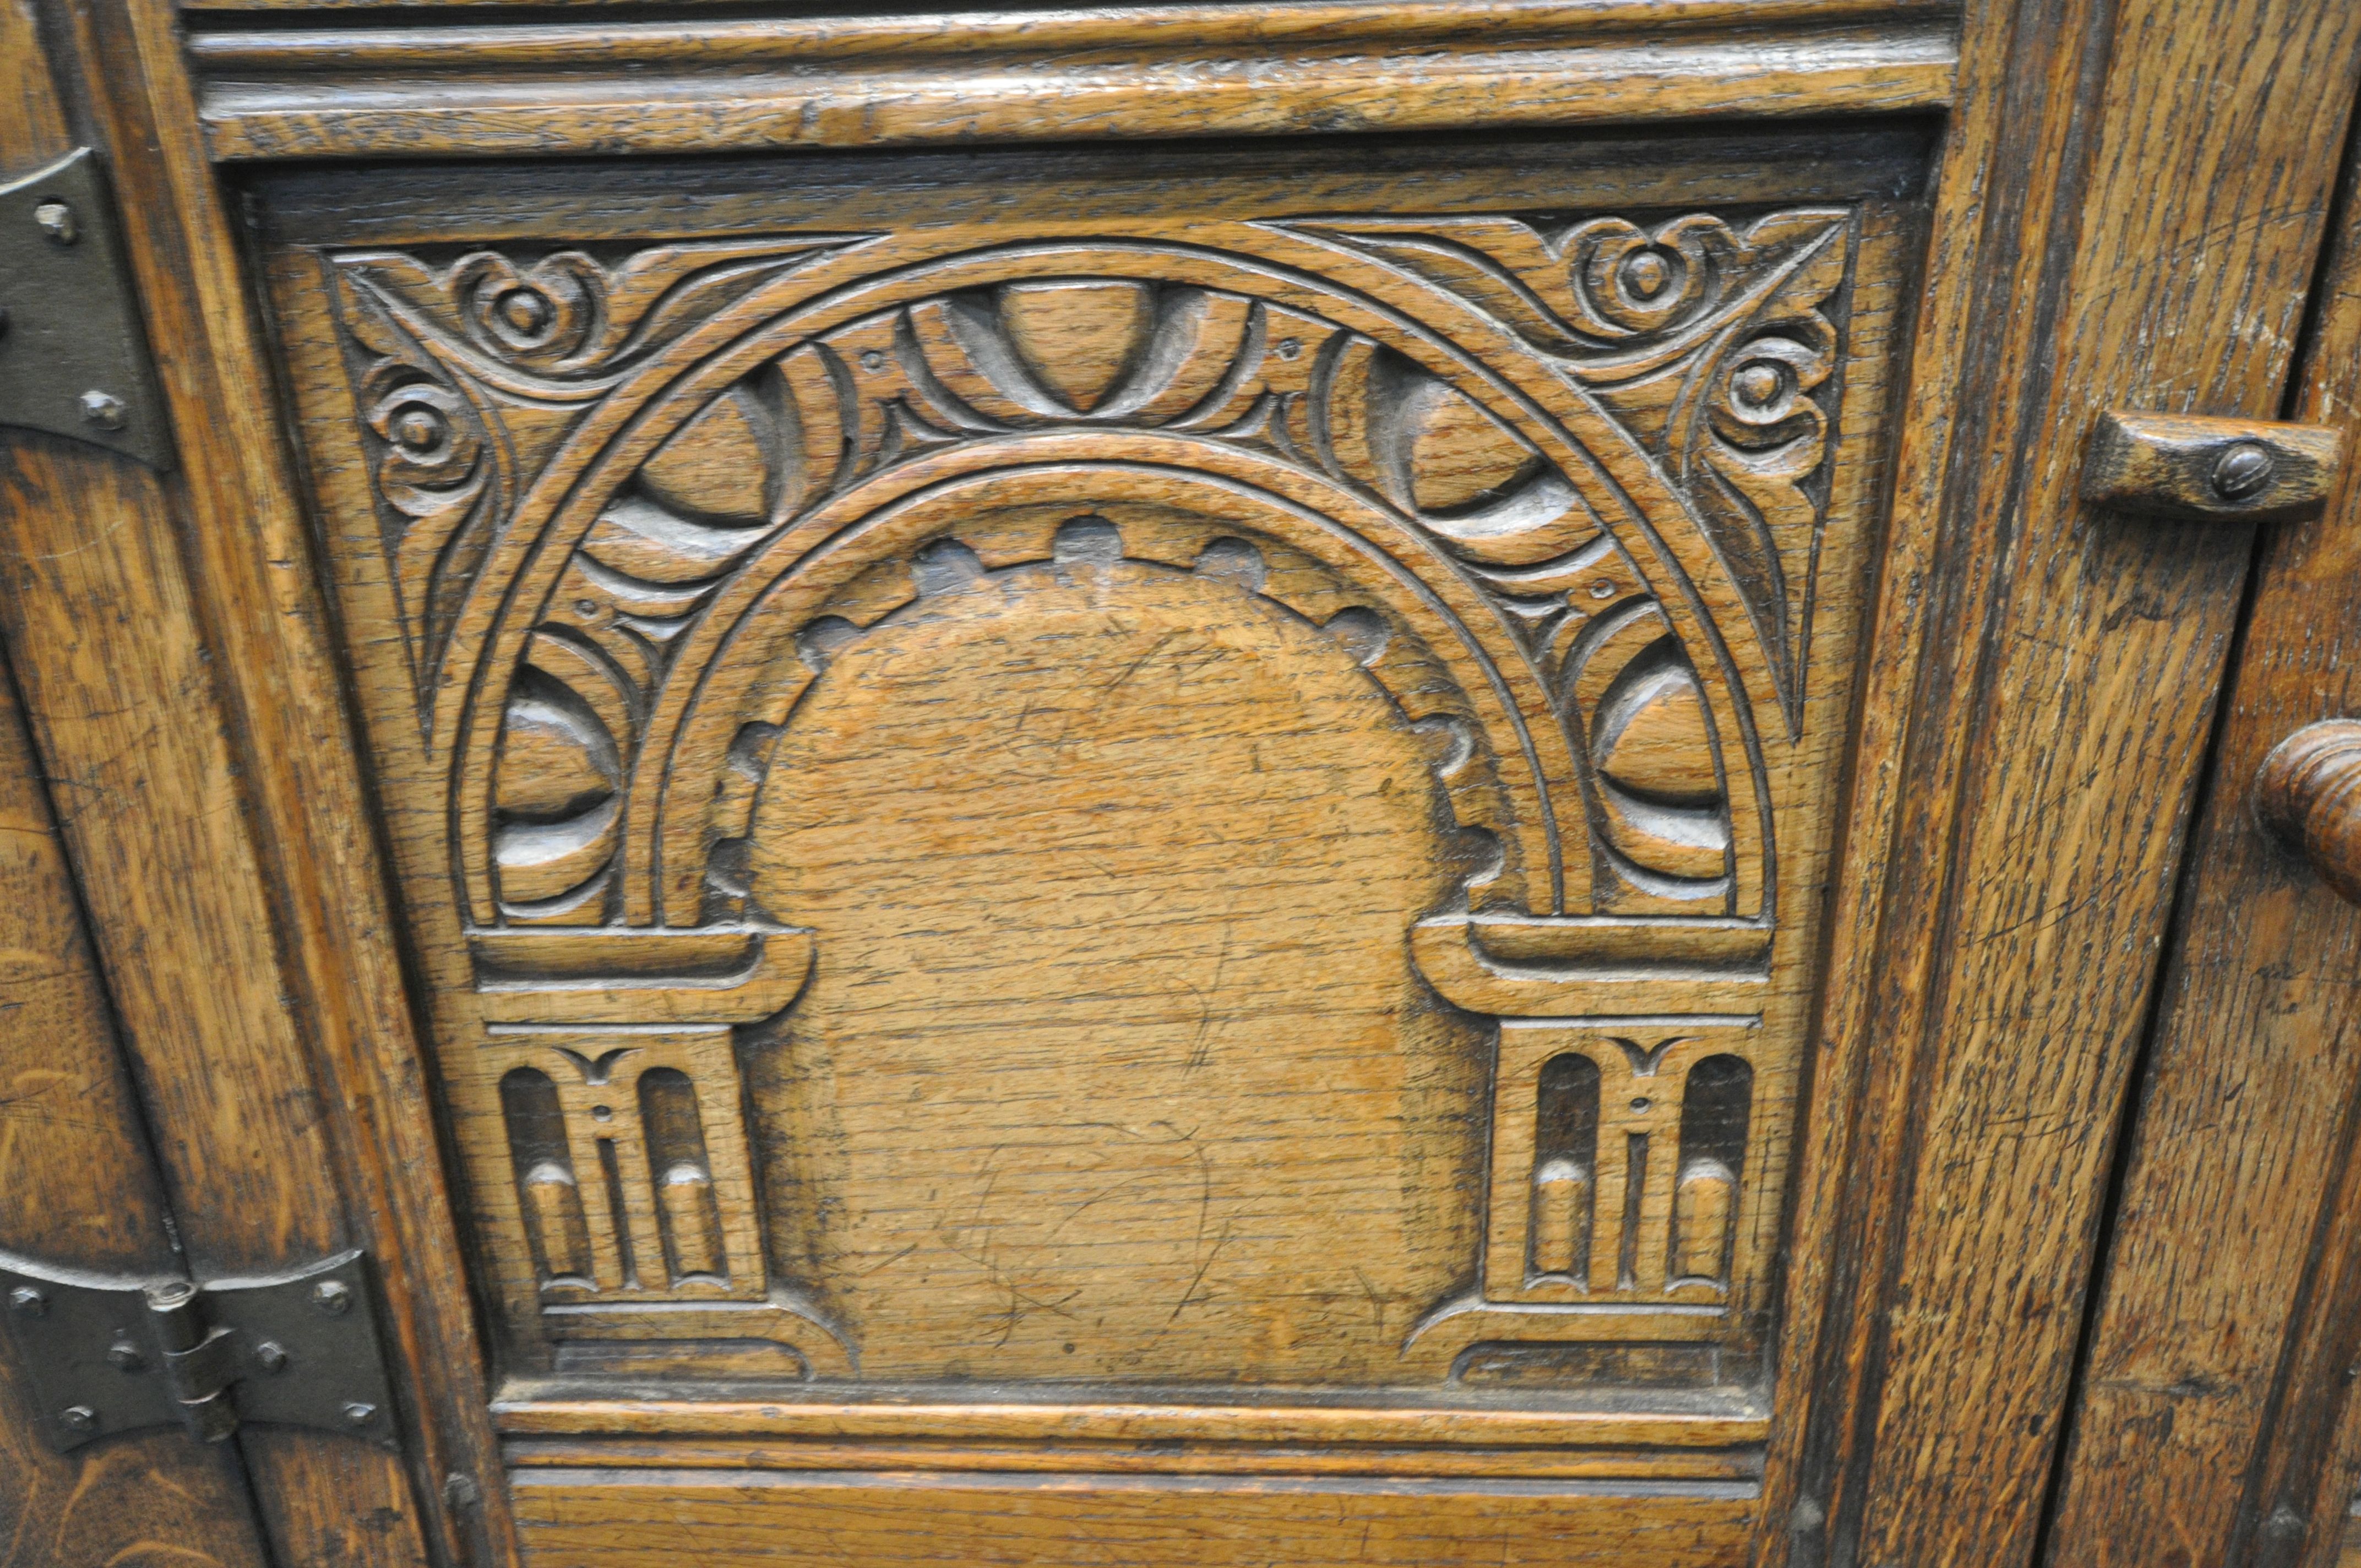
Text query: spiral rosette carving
1298 208 1854 734
1554 214 1741 340
450 251 604 371
328 238 861 716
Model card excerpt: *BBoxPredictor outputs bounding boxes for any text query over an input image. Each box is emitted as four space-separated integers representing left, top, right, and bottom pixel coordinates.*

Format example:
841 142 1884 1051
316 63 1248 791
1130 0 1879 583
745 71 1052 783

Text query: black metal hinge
0 1249 398 1452
0 147 174 469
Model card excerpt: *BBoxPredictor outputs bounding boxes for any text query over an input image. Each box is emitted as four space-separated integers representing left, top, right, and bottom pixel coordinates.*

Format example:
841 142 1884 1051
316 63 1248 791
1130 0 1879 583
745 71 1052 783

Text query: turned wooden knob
2255 720 2361 904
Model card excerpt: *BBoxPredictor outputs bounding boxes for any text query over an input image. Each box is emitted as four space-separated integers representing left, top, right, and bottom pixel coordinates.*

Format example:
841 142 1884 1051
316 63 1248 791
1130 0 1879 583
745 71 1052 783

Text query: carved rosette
320 208 1861 1376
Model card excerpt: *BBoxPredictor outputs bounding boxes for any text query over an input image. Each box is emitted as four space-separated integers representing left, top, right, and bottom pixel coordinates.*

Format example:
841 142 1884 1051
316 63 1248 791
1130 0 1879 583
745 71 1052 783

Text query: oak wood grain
190 6 1956 161
1762 0 2361 1565
2041 112 2361 1568
0 616 275 1568
498 1434 1764 1480
252 132 1914 1505
0 35 269 1560
507 1468 1758 1568
3 0 515 1560
488 1395 1766 1451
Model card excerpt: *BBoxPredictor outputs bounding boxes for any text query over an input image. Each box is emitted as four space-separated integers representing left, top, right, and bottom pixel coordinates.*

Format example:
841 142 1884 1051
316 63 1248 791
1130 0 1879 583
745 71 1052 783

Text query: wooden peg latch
2082 410 2342 522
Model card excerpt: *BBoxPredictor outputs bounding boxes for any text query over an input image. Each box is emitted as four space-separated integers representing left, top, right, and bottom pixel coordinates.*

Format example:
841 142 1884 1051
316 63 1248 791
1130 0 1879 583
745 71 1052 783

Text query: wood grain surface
0 26 270 1562
3 0 2351 1561
507 1468 1758 1568
1760 0 2361 1565
0 1 515 1562
188 2 1956 161
0 623 274 1568
252 128 1918 1510
2039 111 2361 1568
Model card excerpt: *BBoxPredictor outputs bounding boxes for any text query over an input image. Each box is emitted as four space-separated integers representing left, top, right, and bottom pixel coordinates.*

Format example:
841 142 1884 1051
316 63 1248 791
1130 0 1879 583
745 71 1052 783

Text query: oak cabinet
4 2 2361 1567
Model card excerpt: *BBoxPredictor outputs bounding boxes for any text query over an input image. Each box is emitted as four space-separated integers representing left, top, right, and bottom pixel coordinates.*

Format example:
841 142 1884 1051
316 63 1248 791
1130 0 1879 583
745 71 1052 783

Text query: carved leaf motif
329 240 859 719
1298 208 1854 732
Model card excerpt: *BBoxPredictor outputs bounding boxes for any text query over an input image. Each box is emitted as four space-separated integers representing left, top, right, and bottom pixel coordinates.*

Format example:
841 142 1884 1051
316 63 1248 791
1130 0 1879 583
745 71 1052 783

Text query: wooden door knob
2255 720 2361 903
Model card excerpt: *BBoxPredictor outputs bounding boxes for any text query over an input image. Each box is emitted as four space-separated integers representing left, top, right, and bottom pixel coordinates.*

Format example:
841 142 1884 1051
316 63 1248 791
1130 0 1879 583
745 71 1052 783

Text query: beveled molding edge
188 0 1959 161
488 1387 1775 1476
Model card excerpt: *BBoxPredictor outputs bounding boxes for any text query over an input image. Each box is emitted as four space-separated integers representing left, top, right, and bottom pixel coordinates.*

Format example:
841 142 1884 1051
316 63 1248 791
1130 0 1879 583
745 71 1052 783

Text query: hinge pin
0 1249 393 1453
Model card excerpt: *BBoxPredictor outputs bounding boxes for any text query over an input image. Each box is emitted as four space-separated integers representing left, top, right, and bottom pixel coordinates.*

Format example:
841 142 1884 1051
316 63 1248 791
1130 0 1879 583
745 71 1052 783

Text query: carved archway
315 210 1860 1376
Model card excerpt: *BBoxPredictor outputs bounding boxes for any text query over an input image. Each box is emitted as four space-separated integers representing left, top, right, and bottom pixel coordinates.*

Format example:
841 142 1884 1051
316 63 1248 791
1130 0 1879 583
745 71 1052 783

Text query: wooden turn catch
2082 409 2343 522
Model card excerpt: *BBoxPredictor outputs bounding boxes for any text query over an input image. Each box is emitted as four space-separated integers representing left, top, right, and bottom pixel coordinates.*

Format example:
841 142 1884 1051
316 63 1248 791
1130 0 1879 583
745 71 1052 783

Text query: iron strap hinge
0 147 175 469
0 1249 398 1453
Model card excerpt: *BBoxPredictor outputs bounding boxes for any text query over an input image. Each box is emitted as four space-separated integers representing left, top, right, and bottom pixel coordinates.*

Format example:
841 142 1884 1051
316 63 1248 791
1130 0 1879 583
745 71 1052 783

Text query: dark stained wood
1762 1 2361 1565
2083 410 2344 524
186 3 1957 161
2039 117 2361 1568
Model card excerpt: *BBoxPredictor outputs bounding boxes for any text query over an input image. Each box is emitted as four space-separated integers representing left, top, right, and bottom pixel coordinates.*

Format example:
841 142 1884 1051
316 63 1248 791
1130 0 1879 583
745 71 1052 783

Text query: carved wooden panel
259 139 1918 1437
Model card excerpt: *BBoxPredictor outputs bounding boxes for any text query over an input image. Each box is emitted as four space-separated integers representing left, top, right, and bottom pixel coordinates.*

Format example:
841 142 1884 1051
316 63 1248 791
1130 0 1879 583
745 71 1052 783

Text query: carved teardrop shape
996 280 1155 413
1341 348 1540 516
1591 644 1721 809
493 666 622 903
637 385 779 524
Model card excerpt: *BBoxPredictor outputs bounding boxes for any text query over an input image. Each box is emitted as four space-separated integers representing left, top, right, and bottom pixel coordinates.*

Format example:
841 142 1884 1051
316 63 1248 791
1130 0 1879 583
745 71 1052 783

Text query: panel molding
258 142 1915 1441
190 4 1956 161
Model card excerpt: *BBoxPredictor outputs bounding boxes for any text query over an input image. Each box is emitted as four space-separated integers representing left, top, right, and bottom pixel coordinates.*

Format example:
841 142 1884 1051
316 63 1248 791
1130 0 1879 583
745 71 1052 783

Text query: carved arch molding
287 197 1900 1391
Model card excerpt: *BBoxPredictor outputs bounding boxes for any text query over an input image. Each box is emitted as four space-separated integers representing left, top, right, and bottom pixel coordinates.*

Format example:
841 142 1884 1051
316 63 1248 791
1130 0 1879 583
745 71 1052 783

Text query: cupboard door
2043 112 2361 1568
10 0 2350 1565
254 132 1926 1564
0 649 276 1568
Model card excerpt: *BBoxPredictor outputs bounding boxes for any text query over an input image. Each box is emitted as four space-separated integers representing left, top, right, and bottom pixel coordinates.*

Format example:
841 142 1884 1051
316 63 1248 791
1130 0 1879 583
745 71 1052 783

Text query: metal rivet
107 1340 147 1372
2212 440 2277 500
342 1402 378 1428
32 200 77 244
8 1286 46 1317
312 1279 352 1315
79 390 126 430
59 1405 97 1433
254 1340 289 1374
444 1472 482 1509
